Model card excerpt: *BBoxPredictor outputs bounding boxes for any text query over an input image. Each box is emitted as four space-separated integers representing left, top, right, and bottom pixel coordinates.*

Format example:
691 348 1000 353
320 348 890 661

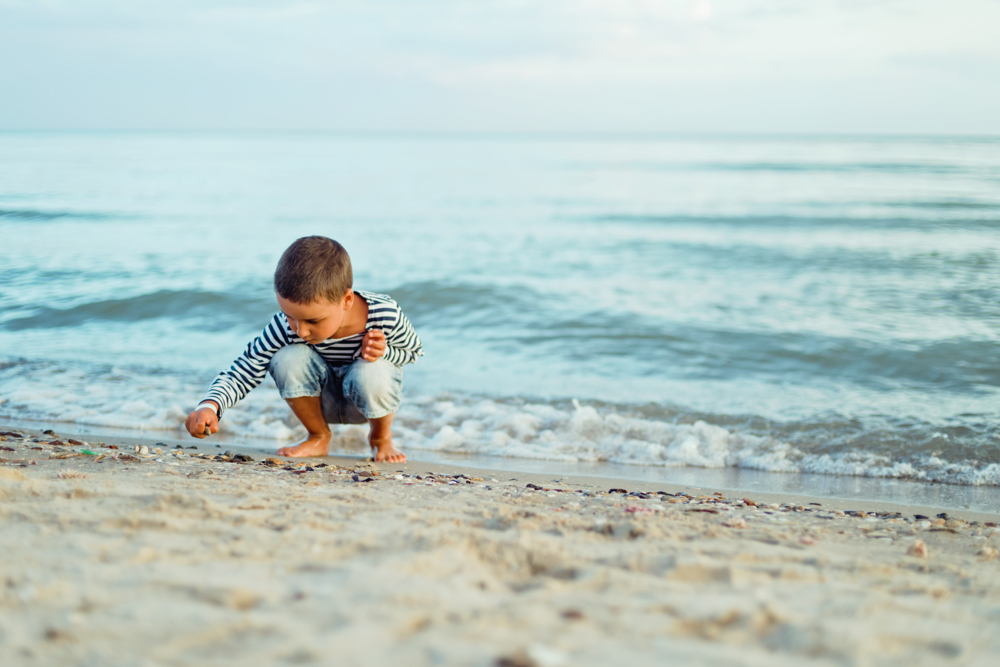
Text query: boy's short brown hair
274 236 353 304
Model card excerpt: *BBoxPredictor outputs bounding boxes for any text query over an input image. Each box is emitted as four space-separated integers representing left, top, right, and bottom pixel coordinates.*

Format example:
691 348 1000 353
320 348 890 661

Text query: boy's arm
199 313 293 417
378 305 423 366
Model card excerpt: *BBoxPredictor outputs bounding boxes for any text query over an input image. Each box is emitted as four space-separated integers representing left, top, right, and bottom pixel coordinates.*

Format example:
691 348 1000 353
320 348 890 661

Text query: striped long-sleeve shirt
201 290 422 416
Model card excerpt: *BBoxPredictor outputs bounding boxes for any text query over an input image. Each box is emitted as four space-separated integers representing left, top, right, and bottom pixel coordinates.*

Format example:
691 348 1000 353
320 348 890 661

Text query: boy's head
274 236 353 305
274 237 355 343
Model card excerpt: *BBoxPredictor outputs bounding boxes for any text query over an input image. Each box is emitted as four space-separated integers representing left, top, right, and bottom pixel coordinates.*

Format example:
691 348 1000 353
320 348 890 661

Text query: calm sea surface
3 132 1000 505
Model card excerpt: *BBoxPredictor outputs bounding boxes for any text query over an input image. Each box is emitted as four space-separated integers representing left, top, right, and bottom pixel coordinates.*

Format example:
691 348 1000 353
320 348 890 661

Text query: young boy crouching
184 236 423 462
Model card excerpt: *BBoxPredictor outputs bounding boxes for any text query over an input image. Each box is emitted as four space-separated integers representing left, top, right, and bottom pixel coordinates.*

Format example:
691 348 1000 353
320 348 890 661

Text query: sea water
2 131 1000 507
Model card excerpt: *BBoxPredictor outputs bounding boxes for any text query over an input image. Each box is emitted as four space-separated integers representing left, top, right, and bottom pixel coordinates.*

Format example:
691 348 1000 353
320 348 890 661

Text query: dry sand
2 427 1000 667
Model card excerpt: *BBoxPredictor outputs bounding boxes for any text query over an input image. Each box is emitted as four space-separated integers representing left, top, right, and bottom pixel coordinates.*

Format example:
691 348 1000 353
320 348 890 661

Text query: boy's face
276 290 354 344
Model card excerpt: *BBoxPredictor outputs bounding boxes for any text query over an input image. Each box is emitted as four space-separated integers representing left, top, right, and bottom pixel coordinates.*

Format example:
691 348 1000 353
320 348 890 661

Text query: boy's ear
342 289 355 310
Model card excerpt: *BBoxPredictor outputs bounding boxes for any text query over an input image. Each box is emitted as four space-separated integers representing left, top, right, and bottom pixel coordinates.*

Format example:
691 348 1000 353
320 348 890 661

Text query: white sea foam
3 367 1000 486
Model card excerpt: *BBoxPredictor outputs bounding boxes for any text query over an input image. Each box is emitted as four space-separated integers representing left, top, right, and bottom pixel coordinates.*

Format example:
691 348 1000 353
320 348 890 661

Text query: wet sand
2 426 999 666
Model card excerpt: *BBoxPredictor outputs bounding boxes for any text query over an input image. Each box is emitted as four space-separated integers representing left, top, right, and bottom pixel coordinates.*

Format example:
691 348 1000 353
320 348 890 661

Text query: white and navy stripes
201 290 422 416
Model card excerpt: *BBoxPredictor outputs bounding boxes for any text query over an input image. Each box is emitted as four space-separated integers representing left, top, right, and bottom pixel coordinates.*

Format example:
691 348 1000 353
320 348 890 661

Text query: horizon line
1 128 998 141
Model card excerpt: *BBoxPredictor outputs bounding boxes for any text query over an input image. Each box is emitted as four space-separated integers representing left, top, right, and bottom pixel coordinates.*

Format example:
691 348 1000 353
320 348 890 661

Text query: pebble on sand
977 546 999 561
908 539 929 558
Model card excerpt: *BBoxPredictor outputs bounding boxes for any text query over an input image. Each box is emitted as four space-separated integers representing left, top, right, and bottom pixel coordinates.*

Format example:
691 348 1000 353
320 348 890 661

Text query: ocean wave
579 161 990 177
2 359 998 486
590 213 1000 229
0 208 115 221
1 289 274 331
393 397 1000 486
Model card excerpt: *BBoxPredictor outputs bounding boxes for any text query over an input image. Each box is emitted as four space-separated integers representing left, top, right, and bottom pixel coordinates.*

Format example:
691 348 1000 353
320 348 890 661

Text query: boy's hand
185 403 219 439
361 328 386 361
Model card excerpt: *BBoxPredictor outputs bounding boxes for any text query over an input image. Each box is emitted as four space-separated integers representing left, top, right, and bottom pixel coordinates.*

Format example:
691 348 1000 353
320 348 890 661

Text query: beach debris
609 488 628 494
908 539 929 558
135 446 149 455
80 449 98 456
67 439 84 446
800 536 816 545
977 546 998 561
0 446 13 452
722 517 747 529
57 471 88 479
0 431 24 438
561 609 585 620
495 645 569 667
42 429 55 436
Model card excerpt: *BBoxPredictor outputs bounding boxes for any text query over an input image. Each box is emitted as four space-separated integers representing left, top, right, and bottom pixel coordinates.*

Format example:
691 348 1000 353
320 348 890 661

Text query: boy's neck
333 291 369 338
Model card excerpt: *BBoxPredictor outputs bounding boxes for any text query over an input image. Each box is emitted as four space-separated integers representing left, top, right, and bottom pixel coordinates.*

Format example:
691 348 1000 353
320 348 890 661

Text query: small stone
136 446 149 455
908 539 928 558
976 546 998 561
722 517 747 529
42 429 55 436
800 536 816 545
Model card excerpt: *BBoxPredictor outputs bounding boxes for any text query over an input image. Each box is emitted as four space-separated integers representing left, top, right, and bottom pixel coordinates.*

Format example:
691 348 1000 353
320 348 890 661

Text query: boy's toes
373 448 406 463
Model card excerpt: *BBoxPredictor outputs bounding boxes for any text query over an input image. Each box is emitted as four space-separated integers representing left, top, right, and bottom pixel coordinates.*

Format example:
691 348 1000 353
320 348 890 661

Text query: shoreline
3 419 999 518
2 423 999 664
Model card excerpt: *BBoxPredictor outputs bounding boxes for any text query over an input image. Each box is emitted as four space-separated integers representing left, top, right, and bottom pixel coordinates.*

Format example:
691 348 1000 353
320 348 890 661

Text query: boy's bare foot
370 436 406 463
277 433 331 457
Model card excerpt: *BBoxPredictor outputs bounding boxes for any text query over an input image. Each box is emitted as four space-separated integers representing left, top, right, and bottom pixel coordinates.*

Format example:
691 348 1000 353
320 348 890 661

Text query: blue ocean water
2 131 1000 493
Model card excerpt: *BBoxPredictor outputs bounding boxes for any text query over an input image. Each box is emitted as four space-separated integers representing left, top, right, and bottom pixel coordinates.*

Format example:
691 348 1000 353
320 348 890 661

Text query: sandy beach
2 427 999 667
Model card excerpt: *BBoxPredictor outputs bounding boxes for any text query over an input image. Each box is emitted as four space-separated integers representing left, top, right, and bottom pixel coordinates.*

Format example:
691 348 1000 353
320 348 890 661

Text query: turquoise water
2 131 1000 491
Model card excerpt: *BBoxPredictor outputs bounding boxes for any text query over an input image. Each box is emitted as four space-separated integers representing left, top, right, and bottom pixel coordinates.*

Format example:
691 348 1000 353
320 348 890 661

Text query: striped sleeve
201 313 292 416
368 296 423 367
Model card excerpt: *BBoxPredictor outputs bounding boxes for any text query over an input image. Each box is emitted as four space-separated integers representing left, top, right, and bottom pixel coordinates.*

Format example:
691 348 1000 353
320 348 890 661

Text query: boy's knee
268 345 326 390
342 359 402 415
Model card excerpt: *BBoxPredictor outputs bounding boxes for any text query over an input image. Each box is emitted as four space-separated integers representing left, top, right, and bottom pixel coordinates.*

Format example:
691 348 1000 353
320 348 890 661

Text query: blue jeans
268 345 403 424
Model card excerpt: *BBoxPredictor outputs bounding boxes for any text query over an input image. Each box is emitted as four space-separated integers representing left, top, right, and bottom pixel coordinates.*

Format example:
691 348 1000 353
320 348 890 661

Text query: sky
1 0 998 134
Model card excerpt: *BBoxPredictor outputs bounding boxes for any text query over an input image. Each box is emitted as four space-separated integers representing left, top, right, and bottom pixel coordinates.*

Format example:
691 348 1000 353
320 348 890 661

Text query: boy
184 236 422 463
